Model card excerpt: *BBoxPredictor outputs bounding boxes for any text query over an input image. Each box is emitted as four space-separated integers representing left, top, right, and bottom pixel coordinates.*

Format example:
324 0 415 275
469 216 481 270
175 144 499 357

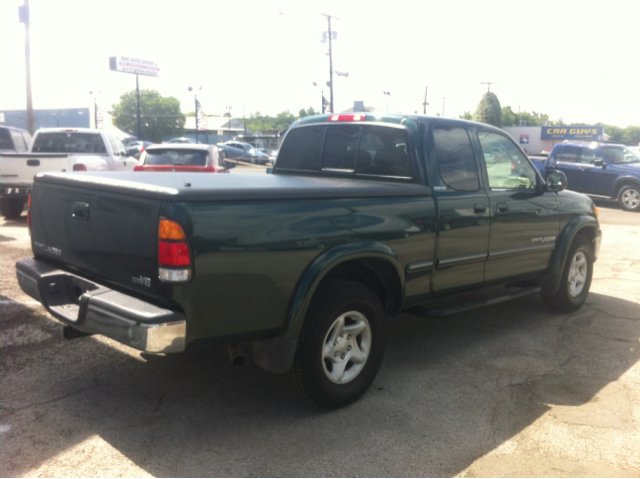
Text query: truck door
474 129 559 282
428 124 490 293
548 145 587 193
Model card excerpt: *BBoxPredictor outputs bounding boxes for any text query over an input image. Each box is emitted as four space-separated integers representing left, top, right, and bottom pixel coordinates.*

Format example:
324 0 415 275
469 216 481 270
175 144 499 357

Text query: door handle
497 202 509 213
473 203 487 214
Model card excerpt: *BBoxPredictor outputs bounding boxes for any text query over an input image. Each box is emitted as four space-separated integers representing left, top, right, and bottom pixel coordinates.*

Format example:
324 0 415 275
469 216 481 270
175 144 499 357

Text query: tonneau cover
35 171 431 201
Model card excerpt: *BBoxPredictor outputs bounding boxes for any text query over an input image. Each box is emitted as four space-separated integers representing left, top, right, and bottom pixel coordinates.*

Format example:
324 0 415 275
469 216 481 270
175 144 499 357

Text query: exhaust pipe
227 344 245 366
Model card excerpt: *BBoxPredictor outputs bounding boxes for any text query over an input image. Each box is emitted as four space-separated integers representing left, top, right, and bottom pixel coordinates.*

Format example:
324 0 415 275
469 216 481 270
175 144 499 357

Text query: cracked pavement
1 196 639 477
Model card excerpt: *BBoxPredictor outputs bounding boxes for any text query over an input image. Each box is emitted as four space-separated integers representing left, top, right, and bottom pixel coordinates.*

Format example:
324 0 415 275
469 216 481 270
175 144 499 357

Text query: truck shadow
1 291 639 476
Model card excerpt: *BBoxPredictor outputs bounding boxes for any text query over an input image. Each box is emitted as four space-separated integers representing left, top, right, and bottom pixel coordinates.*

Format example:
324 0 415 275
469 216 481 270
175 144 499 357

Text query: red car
134 144 230 173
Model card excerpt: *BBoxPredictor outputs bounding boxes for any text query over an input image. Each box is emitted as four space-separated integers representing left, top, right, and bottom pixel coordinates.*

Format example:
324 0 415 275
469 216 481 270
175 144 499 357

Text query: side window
580 148 604 165
555 145 580 163
0 128 13 150
433 126 479 191
276 126 324 171
105 134 121 155
478 131 537 190
322 125 359 171
10 131 27 151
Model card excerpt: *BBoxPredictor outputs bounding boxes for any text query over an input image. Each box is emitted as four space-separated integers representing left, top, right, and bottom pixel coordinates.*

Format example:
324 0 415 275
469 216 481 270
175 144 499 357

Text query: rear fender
282 241 404 340
540 216 601 295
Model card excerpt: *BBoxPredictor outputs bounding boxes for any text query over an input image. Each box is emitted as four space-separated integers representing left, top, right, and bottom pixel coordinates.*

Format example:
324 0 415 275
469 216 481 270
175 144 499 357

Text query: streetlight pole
322 13 339 113
383 91 391 112
18 0 34 134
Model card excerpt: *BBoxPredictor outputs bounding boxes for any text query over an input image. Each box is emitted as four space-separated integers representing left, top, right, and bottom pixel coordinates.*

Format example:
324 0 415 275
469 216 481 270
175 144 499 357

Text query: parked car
134 144 229 173
257 148 278 163
17 113 601 409
534 141 640 211
126 141 153 160
0 128 134 219
221 141 270 164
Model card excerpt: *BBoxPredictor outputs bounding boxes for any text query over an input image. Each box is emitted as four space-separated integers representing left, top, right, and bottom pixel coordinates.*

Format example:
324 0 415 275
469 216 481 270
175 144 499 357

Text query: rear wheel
0 197 25 220
542 235 593 312
618 185 640 212
287 280 386 409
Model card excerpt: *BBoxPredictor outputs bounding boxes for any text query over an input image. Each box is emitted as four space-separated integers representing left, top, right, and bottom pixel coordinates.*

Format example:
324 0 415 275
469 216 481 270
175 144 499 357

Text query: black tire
617 185 640 212
287 280 386 409
0 197 25 220
542 235 593 312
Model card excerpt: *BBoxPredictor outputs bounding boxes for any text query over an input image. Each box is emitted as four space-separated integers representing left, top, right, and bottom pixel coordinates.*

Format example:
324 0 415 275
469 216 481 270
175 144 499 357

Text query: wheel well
320 258 402 316
615 179 640 197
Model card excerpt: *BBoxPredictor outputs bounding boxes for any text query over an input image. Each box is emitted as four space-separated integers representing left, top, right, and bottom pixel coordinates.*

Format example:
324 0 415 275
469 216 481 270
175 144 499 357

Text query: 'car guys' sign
109 56 160 77
541 126 604 141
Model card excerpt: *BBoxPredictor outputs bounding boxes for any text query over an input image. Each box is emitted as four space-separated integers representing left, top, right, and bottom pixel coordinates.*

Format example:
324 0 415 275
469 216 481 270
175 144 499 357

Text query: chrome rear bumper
16 257 186 353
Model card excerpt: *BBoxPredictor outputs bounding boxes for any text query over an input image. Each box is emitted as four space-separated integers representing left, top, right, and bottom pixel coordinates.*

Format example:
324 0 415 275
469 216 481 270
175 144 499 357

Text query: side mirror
546 170 568 192
594 159 606 168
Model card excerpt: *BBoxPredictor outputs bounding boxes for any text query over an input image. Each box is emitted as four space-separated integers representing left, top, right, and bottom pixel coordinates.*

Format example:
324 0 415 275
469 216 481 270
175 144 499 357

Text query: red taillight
204 164 216 172
511 162 516 172
328 114 365 122
158 218 192 282
158 242 190 266
134 165 143 171
73 164 87 171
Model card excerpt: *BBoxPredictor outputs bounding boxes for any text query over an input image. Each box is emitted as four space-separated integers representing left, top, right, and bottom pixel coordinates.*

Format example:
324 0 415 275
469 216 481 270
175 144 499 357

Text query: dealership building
504 126 608 155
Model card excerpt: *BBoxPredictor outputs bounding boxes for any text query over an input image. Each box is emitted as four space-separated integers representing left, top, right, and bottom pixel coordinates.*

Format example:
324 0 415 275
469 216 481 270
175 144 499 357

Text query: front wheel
287 280 386 409
542 235 593 312
618 185 640 212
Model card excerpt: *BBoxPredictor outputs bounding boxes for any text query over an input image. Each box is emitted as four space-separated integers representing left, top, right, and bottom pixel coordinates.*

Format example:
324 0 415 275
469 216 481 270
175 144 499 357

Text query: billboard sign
520 134 529 144
541 126 604 141
109 56 160 77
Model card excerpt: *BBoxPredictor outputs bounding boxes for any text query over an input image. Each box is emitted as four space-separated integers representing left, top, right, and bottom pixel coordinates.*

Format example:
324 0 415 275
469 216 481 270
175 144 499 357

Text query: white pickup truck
0 128 137 219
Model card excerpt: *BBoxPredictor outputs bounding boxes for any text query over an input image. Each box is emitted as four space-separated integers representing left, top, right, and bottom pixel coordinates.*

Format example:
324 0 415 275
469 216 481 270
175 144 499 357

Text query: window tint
143 149 208 166
32 132 107 153
357 125 412 177
323 125 359 171
277 124 413 178
478 131 537 189
0 128 14 151
555 145 580 163
433 127 479 191
276 126 324 171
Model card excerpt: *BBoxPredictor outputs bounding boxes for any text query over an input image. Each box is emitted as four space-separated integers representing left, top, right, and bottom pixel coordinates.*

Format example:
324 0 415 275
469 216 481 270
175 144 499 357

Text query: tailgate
30 180 163 297
0 153 71 187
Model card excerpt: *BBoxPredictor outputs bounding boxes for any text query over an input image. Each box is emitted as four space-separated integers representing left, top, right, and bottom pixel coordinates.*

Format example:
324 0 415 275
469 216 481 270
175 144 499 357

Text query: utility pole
19 0 34 134
442 97 446 117
422 86 429 115
136 75 142 140
481 82 497 92
322 13 339 113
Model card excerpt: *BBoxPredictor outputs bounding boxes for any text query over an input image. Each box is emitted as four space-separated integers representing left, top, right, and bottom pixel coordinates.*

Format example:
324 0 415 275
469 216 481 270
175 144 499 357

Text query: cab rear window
32 132 107 154
143 149 208 166
277 124 413 179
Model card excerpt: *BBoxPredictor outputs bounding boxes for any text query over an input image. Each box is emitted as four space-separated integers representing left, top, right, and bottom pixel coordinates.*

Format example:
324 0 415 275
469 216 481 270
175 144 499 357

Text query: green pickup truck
16 114 602 409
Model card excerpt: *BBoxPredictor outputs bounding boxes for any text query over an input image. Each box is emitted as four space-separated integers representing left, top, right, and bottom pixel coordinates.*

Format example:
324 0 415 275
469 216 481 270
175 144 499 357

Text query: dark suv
545 141 640 211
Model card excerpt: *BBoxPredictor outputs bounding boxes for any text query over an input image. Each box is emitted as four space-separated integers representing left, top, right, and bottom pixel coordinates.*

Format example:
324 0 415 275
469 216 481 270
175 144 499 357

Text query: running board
405 286 541 318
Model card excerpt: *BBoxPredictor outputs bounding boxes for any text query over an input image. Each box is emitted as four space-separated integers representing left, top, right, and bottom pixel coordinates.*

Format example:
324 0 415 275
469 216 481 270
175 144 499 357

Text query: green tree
473 92 502 127
298 107 319 118
459 111 473 120
501 106 517 127
622 126 640 145
112 90 185 142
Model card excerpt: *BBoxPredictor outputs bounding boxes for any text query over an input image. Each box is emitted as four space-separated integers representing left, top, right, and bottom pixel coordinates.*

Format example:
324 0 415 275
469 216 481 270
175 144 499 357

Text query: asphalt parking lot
1 191 639 477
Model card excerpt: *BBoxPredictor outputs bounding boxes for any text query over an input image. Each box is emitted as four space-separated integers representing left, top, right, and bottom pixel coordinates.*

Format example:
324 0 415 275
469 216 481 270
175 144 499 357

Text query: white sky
1 0 639 127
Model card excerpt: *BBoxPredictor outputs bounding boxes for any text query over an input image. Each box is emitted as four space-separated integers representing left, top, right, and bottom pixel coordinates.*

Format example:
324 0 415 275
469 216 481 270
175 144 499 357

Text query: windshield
143 149 208 166
32 132 107 153
600 145 640 164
